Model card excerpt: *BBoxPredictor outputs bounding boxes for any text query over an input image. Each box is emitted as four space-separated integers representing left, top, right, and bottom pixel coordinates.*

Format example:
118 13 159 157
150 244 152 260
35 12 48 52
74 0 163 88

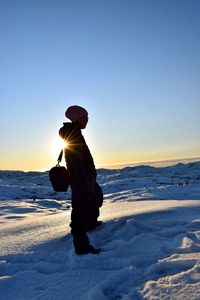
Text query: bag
49 149 69 192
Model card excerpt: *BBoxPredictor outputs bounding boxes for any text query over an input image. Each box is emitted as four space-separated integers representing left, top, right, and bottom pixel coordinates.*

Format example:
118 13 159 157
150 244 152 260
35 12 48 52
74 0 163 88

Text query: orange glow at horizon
1 137 200 171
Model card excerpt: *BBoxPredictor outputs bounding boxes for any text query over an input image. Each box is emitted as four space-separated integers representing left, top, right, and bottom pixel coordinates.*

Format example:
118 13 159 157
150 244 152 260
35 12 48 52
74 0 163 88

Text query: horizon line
96 156 200 170
1 156 200 172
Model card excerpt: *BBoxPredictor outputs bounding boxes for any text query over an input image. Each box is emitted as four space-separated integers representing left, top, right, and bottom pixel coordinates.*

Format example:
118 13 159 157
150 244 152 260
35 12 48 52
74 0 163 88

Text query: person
59 105 103 255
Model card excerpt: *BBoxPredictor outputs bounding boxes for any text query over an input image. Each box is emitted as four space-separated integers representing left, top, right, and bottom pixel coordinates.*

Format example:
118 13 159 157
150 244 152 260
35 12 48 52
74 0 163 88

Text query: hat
65 105 88 122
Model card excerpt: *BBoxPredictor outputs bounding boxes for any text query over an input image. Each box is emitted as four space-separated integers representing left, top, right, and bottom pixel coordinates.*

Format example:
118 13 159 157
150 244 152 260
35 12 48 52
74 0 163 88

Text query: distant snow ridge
0 161 200 201
0 170 71 201
98 161 200 201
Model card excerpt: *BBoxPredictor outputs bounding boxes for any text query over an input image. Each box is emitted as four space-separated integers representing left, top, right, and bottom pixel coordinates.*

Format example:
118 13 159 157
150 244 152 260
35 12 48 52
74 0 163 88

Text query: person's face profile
77 114 88 129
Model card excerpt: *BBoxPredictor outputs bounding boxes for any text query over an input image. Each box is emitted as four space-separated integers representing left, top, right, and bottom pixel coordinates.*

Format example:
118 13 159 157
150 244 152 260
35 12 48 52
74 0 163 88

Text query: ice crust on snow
0 161 200 299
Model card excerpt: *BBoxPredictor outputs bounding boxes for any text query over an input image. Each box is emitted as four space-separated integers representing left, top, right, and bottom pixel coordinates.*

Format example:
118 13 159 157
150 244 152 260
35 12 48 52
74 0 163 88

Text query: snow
0 161 200 299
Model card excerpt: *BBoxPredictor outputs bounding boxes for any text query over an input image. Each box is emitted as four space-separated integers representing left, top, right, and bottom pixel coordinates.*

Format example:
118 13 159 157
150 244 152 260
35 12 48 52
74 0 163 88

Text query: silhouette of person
59 105 103 254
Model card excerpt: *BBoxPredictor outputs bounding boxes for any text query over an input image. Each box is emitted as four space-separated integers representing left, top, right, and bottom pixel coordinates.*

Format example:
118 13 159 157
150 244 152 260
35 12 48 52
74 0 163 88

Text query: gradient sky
0 0 200 171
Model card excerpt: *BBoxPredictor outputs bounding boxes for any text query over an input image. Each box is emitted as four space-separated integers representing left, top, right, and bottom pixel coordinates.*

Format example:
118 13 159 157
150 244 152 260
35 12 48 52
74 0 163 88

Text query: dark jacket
59 122 103 214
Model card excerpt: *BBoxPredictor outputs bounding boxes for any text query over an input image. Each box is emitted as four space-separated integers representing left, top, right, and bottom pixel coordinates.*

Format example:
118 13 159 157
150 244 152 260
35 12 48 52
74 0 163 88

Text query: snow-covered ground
1 161 200 299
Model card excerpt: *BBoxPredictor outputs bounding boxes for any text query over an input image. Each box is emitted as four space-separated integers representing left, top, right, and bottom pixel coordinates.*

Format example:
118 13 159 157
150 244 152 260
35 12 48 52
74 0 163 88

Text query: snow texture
0 161 200 299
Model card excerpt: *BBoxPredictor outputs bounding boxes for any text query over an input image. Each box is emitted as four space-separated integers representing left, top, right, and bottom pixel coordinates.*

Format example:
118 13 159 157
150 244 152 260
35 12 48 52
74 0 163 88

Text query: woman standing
59 105 103 255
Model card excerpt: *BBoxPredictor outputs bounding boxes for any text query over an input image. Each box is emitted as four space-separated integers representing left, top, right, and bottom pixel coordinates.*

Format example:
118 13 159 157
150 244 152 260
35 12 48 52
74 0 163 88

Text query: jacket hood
59 122 80 141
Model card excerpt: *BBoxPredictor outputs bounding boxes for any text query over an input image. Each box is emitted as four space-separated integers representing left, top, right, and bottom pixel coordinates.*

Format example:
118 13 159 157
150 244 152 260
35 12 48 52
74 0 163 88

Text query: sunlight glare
51 136 68 157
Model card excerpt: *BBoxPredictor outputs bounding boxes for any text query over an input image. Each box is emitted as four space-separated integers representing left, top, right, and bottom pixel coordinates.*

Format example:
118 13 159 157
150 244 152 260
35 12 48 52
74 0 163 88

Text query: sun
51 136 68 157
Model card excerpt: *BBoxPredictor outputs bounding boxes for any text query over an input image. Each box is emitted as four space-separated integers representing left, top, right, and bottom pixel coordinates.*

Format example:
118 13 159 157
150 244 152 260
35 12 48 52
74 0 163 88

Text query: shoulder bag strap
57 149 63 165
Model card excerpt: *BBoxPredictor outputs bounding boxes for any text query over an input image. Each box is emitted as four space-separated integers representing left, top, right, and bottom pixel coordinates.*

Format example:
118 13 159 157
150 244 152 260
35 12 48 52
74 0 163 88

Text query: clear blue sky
0 0 199 170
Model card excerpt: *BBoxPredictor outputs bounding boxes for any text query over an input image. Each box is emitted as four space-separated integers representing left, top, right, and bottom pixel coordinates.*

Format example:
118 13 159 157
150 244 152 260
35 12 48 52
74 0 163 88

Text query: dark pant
71 229 90 253
70 207 90 253
70 182 103 253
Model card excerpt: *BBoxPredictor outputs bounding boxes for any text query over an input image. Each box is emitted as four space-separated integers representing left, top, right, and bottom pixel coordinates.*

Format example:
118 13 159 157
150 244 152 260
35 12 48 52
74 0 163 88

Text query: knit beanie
65 105 88 122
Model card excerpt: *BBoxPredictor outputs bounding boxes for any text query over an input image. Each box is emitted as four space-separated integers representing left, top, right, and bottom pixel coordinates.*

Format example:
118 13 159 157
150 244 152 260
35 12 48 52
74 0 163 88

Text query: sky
0 0 200 171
